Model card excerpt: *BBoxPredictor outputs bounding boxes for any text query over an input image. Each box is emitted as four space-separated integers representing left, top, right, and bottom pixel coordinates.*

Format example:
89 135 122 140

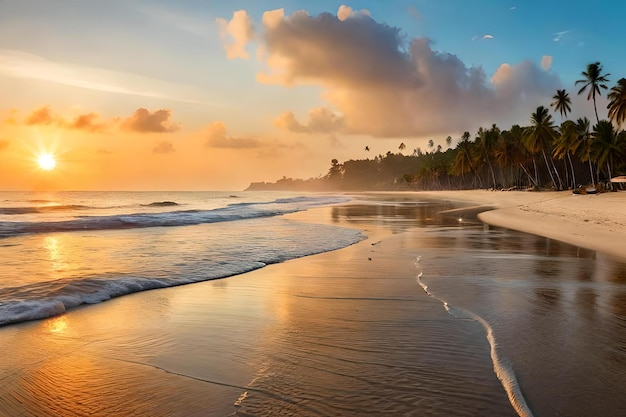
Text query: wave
0 195 350 238
0 263 265 327
414 256 534 417
142 201 179 207
0 205 92 215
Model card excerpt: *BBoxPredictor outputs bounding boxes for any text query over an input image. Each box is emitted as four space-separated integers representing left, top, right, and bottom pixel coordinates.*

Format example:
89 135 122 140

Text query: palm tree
607 78 626 128
591 120 626 188
523 106 559 189
575 62 610 123
575 117 595 187
553 121 581 188
551 89 572 121
398 142 406 153
364 146 370 152
452 131 483 188
477 124 500 189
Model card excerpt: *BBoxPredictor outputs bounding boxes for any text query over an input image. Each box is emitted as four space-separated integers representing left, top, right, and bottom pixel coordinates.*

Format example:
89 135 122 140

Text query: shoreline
416 190 626 260
1 192 624 416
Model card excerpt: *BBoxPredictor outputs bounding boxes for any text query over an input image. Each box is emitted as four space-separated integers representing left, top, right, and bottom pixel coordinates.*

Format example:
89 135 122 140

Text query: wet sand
1 203 518 417
1 192 625 416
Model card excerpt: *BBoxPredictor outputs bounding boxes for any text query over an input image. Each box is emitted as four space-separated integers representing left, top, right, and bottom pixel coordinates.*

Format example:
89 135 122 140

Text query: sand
418 190 626 260
2 191 625 416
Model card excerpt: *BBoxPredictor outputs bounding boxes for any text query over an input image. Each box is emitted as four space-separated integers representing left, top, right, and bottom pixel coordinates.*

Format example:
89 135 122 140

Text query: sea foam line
414 256 534 417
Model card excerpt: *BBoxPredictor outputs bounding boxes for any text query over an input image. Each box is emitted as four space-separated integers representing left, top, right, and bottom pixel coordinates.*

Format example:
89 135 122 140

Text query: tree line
248 62 626 192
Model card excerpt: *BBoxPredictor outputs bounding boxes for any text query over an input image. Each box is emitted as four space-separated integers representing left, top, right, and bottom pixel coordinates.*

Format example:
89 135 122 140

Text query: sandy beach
1 191 625 416
420 190 626 261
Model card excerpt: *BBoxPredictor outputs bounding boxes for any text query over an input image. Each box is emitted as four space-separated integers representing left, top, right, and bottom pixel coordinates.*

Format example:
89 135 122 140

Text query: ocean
1 191 625 416
0 191 363 326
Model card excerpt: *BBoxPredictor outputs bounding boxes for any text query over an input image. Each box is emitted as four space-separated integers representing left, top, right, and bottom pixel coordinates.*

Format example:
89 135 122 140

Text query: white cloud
553 30 571 42
483 34 494 39
337 5 371 22
217 10 254 59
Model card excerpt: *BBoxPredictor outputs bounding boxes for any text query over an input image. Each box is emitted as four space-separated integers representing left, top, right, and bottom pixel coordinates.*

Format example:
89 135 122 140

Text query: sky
0 0 624 191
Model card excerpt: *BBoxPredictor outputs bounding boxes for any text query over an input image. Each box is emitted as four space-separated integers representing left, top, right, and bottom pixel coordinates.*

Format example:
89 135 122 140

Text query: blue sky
0 1 624 190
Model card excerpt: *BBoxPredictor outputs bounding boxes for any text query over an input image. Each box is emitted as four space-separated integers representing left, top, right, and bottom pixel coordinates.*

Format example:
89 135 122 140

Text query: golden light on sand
37 152 57 170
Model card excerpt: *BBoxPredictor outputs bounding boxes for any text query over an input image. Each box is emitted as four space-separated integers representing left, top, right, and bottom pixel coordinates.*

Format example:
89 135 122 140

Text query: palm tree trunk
567 152 576 188
532 156 540 187
549 154 564 190
519 163 538 188
484 149 497 188
542 149 558 189
585 142 596 187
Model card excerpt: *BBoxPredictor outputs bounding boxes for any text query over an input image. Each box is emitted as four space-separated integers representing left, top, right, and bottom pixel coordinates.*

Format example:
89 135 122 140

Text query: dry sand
419 190 626 260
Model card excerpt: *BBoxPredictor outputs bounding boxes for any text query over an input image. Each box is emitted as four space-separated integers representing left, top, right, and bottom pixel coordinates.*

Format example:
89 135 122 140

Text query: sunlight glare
37 153 57 170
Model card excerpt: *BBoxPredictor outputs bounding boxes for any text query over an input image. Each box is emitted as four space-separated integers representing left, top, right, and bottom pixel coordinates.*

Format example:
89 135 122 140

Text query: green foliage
607 78 626 128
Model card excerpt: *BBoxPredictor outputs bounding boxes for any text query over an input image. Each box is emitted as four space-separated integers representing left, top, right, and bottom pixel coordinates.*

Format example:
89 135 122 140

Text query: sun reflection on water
47 316 69 333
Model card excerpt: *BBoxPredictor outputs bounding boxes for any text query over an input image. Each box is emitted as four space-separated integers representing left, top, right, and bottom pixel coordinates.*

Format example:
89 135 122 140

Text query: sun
37 152 57 170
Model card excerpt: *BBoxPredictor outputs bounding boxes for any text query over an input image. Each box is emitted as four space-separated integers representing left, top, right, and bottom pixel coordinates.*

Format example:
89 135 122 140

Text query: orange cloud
21 106 109 132
121 108 180 133
68 112 107 132
252 8 561 137
25 106 54 125
153 140 175 153
0 139 9 151
274 107 345 134
205 121 261 148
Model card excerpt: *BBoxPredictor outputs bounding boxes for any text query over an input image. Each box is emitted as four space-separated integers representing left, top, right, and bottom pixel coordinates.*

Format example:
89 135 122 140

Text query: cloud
274 107 345 134
25 106 54 125
18 106 181 133
247 9 561 137
153 140 175 153
0 140 8 152
0 49 202 103
121 108 180 133
541 55 553 71
69 113 108 132
472 34 494 41
205 121 261 148
553 30 571 42
23 106 108 132
491 60 560 104
217 10 254 59
258 9 418 88
25 106 107 131
337 5 371 22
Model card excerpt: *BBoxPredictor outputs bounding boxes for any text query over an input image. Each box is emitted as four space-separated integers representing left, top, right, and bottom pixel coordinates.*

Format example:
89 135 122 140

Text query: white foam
415 256 535 417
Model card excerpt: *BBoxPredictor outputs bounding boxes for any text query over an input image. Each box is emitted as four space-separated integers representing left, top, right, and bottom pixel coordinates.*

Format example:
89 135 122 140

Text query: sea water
0 191 364 326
